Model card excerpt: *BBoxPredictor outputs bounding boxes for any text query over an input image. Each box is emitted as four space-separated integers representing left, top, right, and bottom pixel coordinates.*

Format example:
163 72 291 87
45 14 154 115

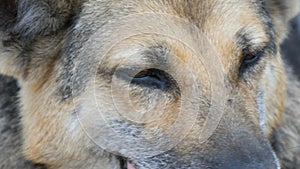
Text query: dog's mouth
120 157 137 169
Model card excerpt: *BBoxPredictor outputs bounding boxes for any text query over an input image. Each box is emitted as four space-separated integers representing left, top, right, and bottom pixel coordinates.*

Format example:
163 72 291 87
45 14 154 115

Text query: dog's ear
0 0 81 41
0 0 81 77
265 0 299 42
13 0 81 42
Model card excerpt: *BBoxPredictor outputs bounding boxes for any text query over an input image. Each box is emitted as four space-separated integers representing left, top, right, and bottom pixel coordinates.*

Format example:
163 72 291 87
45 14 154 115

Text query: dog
0 0 300 168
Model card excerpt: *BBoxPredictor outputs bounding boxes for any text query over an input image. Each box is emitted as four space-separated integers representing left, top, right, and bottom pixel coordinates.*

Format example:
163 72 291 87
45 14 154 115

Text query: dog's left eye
240 49 266 73
132 70 151 78
242 50 264 64
118 68 169 90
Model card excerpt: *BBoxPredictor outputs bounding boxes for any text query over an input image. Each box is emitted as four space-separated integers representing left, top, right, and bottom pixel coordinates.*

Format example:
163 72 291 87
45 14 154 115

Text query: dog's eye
131 69 167 89
240 49 266 74
118 68 169 90
132 70 150 78
242 50 264 64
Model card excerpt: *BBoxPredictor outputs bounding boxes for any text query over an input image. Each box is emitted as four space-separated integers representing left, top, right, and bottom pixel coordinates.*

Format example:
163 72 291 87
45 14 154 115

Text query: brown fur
0 0 299 168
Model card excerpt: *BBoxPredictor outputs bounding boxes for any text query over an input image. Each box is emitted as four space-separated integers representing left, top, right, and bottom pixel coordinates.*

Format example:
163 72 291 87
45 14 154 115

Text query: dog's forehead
77 0 270 65
77 0 270 50
76 0 269 53
78 0 264 28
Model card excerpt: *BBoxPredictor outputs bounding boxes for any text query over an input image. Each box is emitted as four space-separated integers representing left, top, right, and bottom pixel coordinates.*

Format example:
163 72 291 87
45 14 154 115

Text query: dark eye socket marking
236 25 276 76
236 29 276 76
117 68 172 90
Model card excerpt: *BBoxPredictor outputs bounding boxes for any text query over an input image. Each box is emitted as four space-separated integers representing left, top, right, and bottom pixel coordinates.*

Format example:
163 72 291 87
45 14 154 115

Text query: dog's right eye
117 68 170 90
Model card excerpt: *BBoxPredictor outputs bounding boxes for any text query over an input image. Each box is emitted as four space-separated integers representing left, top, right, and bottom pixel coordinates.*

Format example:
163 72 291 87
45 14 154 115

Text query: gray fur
0 75 44 169
13 0 81 41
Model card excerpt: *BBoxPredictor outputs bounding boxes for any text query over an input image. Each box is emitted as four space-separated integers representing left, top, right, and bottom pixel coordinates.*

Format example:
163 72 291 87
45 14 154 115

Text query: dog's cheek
0 35 22 77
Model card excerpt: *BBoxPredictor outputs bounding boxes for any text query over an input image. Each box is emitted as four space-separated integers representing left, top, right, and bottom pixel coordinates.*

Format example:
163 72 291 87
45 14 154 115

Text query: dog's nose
219 157 279 169
219 152 279 169
208 136 280 169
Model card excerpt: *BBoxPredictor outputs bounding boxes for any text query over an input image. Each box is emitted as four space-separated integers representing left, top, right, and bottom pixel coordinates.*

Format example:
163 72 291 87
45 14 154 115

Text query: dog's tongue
127 161 136 169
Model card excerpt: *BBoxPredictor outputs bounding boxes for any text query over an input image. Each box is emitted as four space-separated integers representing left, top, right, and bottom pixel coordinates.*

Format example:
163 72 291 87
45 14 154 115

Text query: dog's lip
127 160 137 169
120 157 137 169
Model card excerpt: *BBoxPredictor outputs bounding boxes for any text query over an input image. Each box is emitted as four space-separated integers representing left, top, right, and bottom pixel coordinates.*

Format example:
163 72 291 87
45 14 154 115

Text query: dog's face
0 0 299 169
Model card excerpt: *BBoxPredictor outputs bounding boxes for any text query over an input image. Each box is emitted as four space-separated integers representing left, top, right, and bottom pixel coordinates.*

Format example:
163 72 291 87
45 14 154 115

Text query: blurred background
282 13 300 79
